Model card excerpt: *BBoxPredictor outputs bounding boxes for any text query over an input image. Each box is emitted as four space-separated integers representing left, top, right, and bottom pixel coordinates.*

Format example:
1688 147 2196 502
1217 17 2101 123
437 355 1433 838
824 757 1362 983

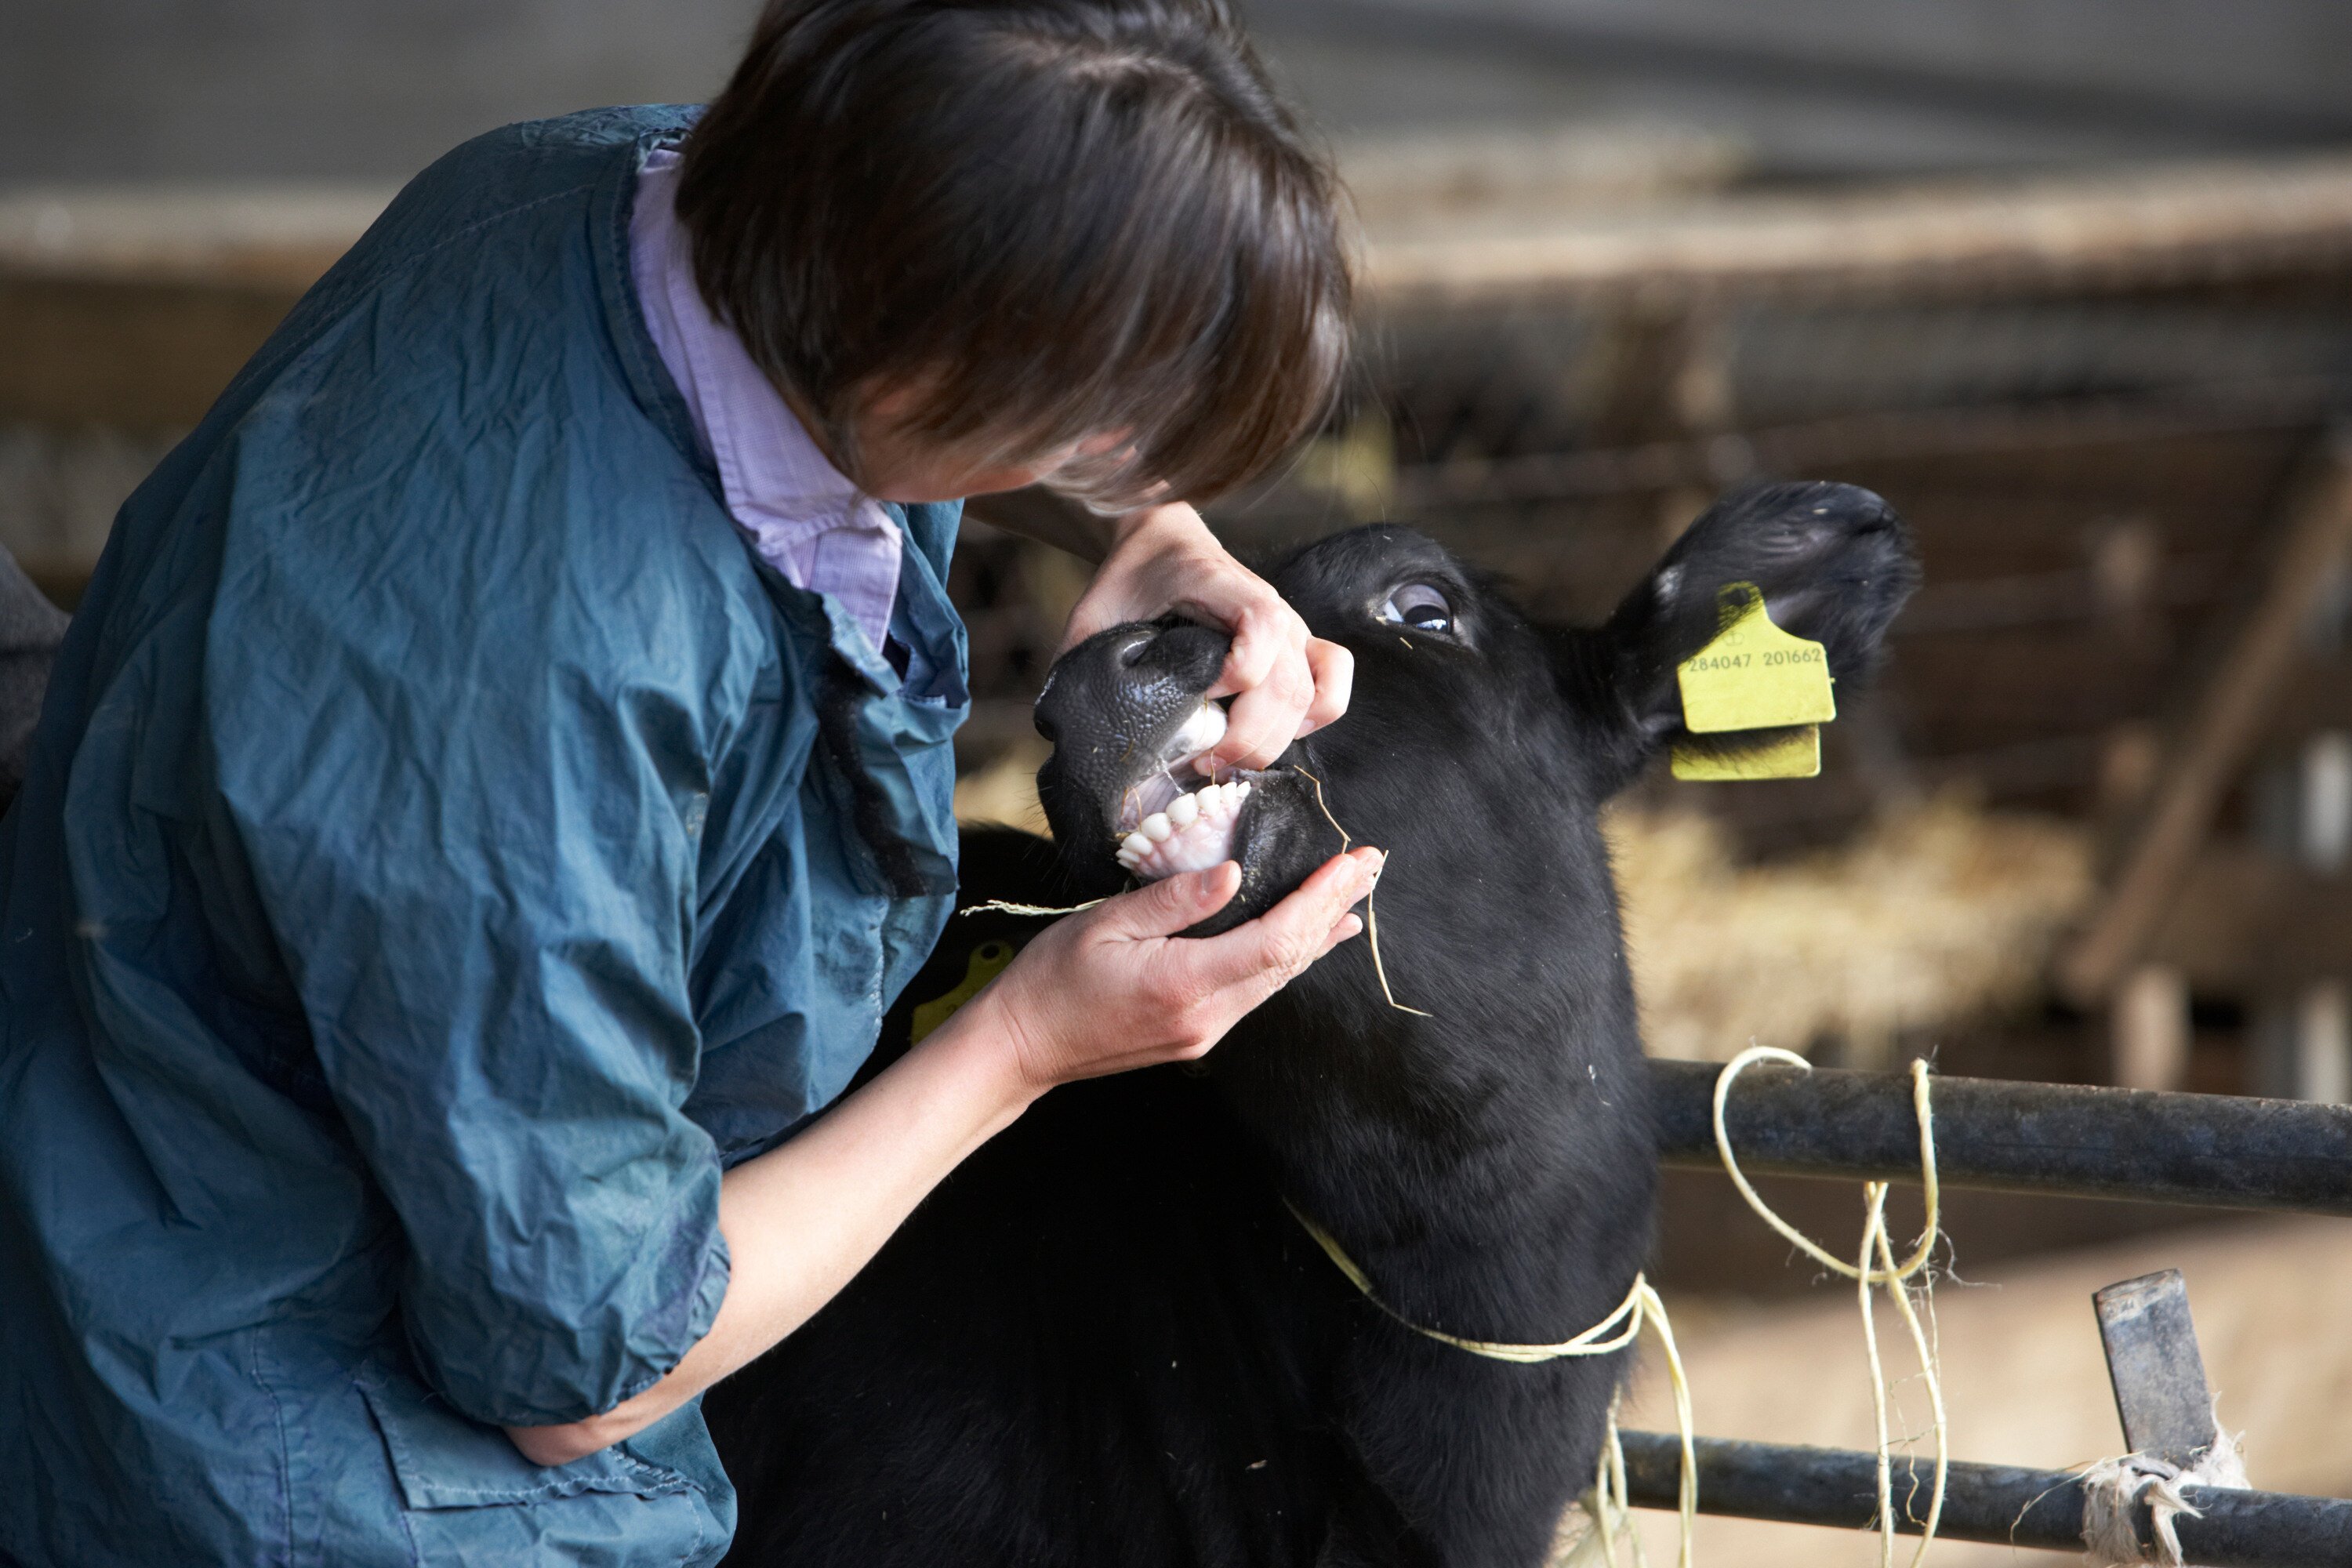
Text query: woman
0 1 1376 1563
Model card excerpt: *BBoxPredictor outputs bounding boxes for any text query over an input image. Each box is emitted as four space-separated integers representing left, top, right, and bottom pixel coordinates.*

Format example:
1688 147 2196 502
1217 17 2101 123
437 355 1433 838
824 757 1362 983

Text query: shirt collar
629 148 902 655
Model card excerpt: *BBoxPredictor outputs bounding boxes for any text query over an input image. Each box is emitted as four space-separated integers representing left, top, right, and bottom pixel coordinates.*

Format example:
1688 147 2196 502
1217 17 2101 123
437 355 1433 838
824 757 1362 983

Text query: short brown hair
677 0 1352 510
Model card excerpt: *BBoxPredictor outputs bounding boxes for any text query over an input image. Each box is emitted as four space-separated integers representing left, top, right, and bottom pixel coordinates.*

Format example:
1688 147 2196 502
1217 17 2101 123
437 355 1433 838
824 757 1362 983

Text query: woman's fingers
982 849 1380 1091
1209 604 1315 769
1201 588 1287 695
1316 912 1366 958
1190 847 1382 997
1295 637 1354 738
1050 503 1352 768
1057 566 1151 656
1088 861 1242 940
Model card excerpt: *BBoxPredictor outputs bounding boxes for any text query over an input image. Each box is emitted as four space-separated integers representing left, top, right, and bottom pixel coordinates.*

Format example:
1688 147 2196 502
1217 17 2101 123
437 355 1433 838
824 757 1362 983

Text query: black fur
705 482 1918 1566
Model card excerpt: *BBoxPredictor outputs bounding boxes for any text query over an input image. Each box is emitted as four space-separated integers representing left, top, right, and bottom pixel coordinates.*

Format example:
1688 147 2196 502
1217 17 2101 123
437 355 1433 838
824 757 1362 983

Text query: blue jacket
0 107 967 1566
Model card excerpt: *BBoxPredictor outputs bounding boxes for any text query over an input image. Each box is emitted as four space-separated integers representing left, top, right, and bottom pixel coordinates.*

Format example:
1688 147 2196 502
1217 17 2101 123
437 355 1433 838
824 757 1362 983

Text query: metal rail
1649 1058 2352 1216
1629 1065 2352 1556
1616 1432 2352 1566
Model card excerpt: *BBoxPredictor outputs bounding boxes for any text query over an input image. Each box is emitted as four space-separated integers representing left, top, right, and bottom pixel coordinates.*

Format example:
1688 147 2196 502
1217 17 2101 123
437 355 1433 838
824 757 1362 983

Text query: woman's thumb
1098 862 1242 938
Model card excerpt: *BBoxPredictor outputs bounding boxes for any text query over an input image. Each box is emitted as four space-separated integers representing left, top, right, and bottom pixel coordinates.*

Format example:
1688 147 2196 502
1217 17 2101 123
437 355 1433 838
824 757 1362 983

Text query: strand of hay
1567 1333 1697 1568
1606 793 2092 1066
959 898 1106 919
1292 764 1433 1017
952 750 1427 1007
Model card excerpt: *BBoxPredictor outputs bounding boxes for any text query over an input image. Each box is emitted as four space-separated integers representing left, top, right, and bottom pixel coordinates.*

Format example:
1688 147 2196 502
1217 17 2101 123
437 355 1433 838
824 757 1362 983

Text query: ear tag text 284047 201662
1670 582 1835 782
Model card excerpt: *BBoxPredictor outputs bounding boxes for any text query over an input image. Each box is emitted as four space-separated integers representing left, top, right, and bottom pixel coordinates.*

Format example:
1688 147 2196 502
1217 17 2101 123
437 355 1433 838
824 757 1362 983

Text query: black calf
705 481 1918 1567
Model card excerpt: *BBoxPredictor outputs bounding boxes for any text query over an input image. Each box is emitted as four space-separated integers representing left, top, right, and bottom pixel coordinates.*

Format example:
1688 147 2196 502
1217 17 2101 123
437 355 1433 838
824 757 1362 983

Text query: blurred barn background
7 3 2351 1555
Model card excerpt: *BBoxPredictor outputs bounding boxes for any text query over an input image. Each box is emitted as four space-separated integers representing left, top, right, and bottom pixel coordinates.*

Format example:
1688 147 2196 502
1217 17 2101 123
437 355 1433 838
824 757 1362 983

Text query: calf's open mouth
1109 700 1268 883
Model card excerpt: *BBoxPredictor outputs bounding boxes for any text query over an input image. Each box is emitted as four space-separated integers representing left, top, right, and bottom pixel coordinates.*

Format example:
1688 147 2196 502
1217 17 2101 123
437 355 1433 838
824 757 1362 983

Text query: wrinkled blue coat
0 107 967 1566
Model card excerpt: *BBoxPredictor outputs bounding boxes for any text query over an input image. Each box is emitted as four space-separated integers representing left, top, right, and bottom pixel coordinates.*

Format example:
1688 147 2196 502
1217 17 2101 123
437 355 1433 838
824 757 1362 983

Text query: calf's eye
1378 583 1454 633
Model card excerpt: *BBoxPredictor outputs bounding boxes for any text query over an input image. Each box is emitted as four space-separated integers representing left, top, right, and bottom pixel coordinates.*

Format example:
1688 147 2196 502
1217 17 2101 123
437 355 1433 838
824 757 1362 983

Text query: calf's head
1036 481 1918 952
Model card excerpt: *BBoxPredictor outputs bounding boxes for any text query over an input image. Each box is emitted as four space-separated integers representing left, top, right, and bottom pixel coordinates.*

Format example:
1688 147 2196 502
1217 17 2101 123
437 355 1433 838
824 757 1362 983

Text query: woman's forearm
503 823 1376 1470
505 998 1037 1466
962 486 1129 562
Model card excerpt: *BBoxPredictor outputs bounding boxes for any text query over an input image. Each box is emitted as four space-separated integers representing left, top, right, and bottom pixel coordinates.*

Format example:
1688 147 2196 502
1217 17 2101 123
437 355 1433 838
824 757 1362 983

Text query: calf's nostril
1117 631 1156 668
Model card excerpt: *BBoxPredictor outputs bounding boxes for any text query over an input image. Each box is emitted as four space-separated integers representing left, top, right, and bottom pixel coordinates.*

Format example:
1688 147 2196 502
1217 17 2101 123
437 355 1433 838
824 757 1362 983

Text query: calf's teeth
1112 770 1264 883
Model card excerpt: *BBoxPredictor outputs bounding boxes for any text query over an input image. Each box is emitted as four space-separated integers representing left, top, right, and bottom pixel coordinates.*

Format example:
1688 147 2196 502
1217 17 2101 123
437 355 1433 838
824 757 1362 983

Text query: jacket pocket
352 1355 691 1510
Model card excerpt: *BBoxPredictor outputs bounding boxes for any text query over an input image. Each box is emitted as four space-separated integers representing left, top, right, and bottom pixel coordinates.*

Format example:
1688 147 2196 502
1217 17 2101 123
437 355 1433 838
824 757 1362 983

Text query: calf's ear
1554 480 1920 796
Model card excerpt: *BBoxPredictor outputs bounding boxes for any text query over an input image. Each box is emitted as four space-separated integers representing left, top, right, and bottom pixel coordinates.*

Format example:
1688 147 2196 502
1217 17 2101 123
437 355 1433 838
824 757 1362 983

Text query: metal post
2093 1269 2222 1467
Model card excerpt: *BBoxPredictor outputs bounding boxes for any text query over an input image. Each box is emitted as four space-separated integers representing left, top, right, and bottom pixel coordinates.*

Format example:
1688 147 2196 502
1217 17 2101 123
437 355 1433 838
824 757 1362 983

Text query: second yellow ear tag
909 939 1018 1043
1669 583 1834 782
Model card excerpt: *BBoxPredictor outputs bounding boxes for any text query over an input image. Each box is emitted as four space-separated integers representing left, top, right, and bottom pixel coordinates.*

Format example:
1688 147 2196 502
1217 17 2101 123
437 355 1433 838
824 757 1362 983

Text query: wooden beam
0 273 308 426
2262 659 2352 737
2058 427 2352 1004
0 186 372 426
10 154 2352 430
2145 846 2284 993
1265 383 2334 515
1366 154 2352 312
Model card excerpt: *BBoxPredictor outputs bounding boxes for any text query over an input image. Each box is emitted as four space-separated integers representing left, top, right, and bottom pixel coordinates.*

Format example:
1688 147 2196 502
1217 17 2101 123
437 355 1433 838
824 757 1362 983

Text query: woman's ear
1554 481 1921 796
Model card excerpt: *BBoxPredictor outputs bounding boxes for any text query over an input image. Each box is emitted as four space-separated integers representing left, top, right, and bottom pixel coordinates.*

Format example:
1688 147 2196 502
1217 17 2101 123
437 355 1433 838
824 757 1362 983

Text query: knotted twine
1708 1046 1952 1567
2078 1421 2248 1568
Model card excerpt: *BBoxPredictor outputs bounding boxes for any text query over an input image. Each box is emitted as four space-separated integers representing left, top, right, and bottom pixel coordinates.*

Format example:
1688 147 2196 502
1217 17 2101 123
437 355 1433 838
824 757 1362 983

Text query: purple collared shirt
630 148 903 655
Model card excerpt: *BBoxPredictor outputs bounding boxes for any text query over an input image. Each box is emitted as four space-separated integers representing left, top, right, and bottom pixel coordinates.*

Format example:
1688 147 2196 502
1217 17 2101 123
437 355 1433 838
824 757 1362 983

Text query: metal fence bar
1648 1059 2352 1215
1615 1431 2352 1566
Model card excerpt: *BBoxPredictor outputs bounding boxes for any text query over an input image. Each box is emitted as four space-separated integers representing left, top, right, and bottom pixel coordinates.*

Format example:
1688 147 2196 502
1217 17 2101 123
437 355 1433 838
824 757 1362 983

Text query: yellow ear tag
1669 583 1834 782
909 939 1017 1044
1671 725 1821 781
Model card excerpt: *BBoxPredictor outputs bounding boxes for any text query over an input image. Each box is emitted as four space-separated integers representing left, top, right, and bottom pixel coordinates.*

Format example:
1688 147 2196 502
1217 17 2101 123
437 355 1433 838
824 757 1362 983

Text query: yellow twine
1286 1046 1949 1568
1283 1203 1697 1568
1715 1046 1950 1566
1574 1393 1653 1568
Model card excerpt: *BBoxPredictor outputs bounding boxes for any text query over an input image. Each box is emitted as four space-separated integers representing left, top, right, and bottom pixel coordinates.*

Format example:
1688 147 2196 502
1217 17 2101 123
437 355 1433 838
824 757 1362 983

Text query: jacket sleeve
208 510 732 1428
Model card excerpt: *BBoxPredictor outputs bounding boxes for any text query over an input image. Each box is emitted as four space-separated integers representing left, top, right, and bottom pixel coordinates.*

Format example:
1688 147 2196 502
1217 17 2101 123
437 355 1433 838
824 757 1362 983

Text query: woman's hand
967 847 1381 1092
1060 502 1354 770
